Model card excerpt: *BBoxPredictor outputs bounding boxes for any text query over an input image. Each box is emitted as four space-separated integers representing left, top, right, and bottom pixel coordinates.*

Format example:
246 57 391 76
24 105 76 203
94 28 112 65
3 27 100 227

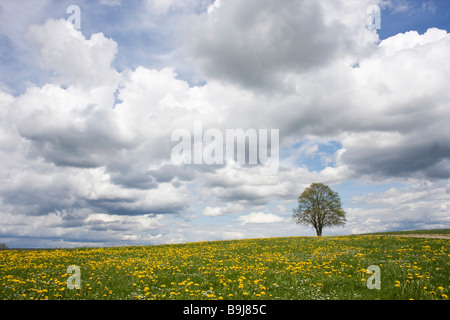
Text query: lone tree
292 183 346 236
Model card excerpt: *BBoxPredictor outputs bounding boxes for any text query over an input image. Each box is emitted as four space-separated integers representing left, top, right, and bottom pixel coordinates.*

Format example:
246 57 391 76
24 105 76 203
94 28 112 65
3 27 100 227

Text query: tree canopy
292 183 346 236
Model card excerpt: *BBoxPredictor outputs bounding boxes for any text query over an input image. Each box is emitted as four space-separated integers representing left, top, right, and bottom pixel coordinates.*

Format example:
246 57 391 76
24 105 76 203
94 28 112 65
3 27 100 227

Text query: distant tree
0 243 8 250
292 183 346 236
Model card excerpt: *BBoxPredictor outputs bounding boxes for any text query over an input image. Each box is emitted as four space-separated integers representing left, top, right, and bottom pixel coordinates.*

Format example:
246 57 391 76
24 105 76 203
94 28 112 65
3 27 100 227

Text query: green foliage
292 183 346 236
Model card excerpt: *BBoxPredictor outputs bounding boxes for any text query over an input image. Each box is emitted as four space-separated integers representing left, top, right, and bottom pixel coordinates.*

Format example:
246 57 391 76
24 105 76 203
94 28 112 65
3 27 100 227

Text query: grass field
1 232 449 300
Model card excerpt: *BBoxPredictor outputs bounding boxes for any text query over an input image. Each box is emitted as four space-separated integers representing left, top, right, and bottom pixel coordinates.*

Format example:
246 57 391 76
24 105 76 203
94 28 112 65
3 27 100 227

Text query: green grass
1 234 449 300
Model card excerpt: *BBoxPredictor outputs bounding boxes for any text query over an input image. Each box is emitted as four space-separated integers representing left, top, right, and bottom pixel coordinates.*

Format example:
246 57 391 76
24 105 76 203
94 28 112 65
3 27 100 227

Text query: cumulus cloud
0 20 196 236
26 19 119 89
10 84 133 168
338 28 450 179
180 0 380 89
178 1 450 181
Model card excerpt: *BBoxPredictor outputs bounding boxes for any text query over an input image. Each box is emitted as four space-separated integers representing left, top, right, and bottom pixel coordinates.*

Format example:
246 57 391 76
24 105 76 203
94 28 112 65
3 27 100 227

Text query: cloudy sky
0 0 449 248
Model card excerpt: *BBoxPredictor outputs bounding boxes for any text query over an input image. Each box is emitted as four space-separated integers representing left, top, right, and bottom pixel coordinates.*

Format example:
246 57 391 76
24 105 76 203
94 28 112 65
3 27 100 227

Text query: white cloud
207 0 221 14
180 0 380 89
9 83 132 168
26 19 119 89
379 28 448 56
237 212 285 225
202 207 223 217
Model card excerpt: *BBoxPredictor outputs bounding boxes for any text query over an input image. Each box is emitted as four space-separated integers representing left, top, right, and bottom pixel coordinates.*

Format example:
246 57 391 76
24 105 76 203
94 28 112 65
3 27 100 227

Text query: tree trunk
315 226 322 236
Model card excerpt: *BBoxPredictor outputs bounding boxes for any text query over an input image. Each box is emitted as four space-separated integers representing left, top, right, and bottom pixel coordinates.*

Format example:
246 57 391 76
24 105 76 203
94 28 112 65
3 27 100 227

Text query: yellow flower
437 286 444 291
442 294 448 299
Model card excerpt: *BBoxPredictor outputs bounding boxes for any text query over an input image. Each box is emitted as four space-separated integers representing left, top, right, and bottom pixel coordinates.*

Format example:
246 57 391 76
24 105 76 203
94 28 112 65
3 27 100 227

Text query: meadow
1 234 449 300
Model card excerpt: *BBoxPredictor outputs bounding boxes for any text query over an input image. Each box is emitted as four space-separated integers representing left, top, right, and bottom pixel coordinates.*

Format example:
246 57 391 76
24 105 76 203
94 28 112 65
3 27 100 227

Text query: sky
0 0 449 248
